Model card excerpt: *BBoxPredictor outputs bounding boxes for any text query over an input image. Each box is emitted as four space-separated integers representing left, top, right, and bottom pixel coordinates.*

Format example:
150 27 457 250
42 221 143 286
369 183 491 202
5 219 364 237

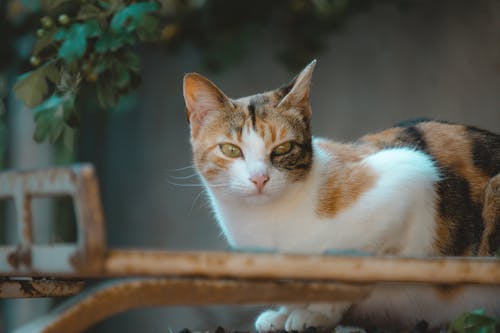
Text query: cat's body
183 61 500 331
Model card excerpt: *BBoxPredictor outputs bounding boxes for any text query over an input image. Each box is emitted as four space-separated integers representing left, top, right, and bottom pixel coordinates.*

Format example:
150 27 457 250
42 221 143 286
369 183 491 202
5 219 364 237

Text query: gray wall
8 1 500 332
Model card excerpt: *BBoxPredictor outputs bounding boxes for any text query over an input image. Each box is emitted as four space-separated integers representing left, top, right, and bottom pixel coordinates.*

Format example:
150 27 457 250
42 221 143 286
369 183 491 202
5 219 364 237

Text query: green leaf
14 63 60 108
32 94 75 143
54 20 102 62
95 32 135 53
33 114 51 142
45 64 60 84
96 74 117 108
121 51 140 72
110 2 160 33
55 26 88 62
48 115 64 143
136 14 161 41
92 58 109 75
63 125 75 150
84 20 102 37
449 311 499 333
33 94 64 119
63 100 80 128
77 3 102 19
33 29 57 55
116 69 131 89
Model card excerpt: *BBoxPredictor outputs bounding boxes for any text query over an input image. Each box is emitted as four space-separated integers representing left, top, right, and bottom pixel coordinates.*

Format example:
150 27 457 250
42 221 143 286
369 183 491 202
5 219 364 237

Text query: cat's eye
219 143 242 158
272 141 293 156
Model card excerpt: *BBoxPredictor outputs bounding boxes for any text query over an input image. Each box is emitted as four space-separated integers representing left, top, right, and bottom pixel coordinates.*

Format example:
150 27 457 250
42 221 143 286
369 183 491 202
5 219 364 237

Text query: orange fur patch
479 174 500 255
359 128 405 149
269 123 277 142
279 127 287 141
316 141 377 218
419 123 489 201
416 123 491 255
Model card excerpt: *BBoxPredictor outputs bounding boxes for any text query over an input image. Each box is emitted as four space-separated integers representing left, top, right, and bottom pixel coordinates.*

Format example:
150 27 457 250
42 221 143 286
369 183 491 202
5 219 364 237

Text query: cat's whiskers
167 181 207 188
169 173 199 180
168 180 238 190
165 164 199 180
189 188 210 215
167 164 197 172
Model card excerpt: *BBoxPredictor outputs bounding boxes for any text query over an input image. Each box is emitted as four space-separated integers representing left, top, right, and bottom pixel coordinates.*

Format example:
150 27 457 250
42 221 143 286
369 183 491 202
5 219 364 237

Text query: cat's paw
255 309 288 332
284 308 333 331
283 304 347 331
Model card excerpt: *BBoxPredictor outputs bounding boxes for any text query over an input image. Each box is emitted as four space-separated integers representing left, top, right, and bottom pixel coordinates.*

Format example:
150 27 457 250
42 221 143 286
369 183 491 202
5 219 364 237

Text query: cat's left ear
277 59 316 114
183 73 233 132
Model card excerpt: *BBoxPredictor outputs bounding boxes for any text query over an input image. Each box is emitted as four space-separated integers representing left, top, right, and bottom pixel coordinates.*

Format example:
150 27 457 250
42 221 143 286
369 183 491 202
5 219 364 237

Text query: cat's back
360 120 500 255
360 119 500 179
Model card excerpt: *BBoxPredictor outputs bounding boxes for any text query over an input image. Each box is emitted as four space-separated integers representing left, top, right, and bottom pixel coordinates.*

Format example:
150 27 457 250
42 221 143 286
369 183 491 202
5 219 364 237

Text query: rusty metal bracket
0 164 106 276
0 278 85 298
11 278 371 333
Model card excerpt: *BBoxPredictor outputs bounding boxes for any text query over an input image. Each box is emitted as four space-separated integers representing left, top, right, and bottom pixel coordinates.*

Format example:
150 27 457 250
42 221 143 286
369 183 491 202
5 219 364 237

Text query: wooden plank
3 249 499 285
99 250 500 285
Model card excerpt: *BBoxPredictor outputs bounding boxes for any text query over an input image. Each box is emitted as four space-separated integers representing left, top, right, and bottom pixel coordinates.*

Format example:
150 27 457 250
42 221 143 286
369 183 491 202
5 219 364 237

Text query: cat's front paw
255 304 349 332
284 308 333 331
255 309 288 332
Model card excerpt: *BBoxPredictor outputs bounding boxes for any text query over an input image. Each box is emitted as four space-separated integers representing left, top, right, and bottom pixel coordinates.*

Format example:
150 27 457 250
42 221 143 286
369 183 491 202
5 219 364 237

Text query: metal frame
0 164 106 276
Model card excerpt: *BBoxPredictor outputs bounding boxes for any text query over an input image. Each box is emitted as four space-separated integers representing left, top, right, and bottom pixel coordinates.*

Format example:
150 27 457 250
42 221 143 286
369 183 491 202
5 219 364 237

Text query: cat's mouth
243 192 273 204
250 190 268 197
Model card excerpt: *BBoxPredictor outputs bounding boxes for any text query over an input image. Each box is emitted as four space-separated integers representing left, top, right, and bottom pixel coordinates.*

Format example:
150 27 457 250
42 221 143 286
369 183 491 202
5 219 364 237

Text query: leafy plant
448 309 500 333
14 61 60 107
13 0 368 148
13 0 161 148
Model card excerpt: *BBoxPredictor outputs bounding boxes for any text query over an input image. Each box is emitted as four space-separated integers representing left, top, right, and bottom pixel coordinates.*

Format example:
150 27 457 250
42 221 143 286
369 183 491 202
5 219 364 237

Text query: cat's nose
250 174 270 193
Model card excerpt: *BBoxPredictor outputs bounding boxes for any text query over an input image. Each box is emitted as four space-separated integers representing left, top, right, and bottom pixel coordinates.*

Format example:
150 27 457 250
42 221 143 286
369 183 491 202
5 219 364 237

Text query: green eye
272 141 293 156
219 143 242 158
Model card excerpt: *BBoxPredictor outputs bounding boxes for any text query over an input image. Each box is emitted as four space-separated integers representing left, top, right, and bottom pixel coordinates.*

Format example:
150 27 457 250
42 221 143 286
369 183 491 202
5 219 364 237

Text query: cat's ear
277 60 316 114
183 73 232 131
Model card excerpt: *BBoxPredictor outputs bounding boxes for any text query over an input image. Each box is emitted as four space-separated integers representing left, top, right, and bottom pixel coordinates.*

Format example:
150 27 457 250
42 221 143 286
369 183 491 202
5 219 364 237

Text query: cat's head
183 60 316 203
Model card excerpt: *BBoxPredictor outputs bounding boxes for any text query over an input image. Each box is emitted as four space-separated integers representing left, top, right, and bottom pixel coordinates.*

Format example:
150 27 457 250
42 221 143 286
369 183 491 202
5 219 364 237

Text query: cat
182 60 500 332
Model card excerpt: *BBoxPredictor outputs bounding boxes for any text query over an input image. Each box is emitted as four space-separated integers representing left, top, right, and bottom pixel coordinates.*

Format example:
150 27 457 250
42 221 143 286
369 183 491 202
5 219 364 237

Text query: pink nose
250 174 270 193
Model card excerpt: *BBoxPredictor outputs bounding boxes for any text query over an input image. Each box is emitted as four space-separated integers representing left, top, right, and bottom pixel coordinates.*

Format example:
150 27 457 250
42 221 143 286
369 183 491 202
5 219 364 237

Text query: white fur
201 132 500 331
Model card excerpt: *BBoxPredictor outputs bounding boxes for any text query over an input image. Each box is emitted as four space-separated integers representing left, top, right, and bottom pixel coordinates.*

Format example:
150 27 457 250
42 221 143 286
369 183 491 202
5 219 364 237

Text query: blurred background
1 0 500 332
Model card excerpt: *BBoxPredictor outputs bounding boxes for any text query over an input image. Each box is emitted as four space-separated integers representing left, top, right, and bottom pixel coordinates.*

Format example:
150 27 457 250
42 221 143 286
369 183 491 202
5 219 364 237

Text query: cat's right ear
276 60 316 113
183 73 232 133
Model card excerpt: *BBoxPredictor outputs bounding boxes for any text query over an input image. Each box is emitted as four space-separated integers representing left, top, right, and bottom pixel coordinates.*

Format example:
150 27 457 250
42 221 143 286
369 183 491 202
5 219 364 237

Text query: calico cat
182 60 500 332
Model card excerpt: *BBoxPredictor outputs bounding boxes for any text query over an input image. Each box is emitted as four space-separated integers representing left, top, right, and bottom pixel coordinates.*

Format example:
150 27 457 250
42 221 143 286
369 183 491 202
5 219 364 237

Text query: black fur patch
467 126 500 177
436 167 484 255
276 82 294 100
271 140 313 181
394 126 429 152
247 103 256 128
